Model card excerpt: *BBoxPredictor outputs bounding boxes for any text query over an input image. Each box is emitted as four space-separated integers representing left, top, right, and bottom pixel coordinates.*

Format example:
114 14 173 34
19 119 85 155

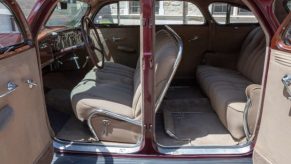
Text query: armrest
244 84 261 139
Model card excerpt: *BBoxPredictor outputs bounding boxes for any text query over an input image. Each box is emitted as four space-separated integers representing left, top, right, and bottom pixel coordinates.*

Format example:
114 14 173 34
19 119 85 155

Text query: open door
0 1 53 164
253 13 291 164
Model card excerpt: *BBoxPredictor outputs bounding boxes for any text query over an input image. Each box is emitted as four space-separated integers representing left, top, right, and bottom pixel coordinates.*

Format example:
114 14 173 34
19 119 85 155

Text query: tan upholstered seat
196 27 266 140
71 26 182 143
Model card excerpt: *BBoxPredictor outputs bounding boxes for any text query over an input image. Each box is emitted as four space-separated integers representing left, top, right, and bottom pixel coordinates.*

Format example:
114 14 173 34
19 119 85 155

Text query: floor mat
56 117 96 142
158 97 238 146
164 86 205 100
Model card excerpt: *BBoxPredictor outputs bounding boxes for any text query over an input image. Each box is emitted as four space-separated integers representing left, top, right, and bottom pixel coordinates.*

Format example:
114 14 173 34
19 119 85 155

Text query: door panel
253 49 291 164
0 48 52 164
98 26 140 68
253 14 291 164
212 24 257 52
169 25 209 81
0 1 53 164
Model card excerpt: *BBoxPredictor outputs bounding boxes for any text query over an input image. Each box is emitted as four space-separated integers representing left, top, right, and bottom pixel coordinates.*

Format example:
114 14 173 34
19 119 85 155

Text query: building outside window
211 3 228 15
129 1 140 14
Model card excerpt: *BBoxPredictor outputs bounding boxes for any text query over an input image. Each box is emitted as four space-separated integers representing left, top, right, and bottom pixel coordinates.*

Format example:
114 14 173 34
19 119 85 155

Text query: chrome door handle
189 36 199 42
25 80 37 89
0 81 18 98
112 36 123 42
282 74 291 100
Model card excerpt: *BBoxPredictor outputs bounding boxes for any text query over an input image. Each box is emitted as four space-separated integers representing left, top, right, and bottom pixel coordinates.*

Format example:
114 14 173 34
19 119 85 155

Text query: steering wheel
81 16 105 69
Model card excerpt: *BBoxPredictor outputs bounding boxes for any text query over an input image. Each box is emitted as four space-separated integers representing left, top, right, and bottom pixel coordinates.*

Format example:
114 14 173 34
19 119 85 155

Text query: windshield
46 1 89 27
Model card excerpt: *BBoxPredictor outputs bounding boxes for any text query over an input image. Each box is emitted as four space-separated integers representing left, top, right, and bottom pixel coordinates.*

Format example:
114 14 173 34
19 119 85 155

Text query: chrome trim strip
87 109 142 141
53 138 142 154
154 25 183 112
156 143 252 155
243 98 252 141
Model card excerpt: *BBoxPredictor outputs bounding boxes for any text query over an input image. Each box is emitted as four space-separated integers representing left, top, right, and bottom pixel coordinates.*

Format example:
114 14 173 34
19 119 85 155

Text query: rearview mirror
59 1 68 10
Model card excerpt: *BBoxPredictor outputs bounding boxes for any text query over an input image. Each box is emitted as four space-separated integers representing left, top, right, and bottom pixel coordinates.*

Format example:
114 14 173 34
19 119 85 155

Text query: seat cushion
197 65 252 139
85 62 135 85
71 63 135 121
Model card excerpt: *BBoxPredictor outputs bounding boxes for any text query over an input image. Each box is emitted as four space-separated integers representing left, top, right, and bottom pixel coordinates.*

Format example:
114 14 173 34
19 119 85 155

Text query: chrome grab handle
189 35 199 42
112 36 123 42
282 74 291 100
0 81 18 98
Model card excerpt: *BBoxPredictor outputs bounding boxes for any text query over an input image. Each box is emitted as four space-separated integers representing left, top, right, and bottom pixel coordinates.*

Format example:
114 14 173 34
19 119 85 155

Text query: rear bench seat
196 27 265 140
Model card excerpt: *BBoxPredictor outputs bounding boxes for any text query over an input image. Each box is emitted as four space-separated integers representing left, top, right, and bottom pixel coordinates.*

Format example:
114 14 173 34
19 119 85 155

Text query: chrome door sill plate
156 143 252 155
53 138 141 154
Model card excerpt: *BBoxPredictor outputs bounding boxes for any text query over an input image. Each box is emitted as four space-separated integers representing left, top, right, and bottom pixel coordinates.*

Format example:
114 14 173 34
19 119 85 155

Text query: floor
156 86 238 147
44 70 95 142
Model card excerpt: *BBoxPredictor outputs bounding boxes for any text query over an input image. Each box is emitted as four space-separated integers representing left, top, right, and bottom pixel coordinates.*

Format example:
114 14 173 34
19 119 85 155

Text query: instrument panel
39 28 84 68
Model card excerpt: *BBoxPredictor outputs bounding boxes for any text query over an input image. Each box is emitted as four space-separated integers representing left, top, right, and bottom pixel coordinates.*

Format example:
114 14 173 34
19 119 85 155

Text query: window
0 2 24 49
274 0 291 23
95 1 205 25
156 1 205 25
16 0 37 18
209 3 258 24
46 1 89 27
129 1 140 14
211 3 228 15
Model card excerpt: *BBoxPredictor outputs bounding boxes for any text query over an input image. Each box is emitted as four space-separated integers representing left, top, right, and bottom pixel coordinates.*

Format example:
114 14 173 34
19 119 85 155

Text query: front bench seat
196 27 265 140
71 26 182 143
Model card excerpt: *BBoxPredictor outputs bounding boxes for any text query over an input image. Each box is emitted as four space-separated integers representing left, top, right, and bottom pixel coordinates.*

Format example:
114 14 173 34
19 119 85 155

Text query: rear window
274 0 291 23
208 3 258 24
95 1 205 25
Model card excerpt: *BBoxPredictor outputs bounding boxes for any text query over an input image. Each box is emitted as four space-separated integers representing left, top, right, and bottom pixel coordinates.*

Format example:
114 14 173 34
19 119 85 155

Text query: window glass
0 2 24 48
274 0 291 23
46 1 89 27
209 3 258 24
156 1 205 25
94 1 205 25
16 0 37 18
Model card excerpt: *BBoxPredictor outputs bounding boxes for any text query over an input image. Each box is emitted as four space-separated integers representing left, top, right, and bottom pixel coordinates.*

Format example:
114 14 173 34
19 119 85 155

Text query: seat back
132 26 183 119
237 27 266 84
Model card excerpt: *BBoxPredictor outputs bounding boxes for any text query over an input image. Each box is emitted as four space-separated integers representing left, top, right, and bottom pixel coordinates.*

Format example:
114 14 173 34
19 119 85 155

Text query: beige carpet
157 97 238 147
56 117 96 142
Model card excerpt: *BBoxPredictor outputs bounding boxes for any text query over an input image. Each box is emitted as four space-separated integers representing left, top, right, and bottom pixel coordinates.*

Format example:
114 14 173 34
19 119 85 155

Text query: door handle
0 81 18 98
282 74 291 100
189 36 199 42
112 36 123 42
25 80 37 89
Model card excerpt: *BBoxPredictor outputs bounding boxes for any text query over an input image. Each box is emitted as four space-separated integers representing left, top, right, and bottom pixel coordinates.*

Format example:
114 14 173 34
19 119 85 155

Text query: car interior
39 0 267 153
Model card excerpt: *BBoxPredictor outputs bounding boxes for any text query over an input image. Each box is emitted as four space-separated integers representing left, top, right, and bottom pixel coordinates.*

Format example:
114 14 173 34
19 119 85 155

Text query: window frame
0 2 28 53
93 0 206 27
208 2 259 25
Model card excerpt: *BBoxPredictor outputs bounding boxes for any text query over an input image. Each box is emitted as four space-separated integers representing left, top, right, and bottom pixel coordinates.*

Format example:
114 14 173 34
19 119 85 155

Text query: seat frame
86 25 183 143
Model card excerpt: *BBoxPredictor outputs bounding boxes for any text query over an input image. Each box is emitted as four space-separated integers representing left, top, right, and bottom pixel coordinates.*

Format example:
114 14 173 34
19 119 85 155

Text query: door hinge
144 124 152 132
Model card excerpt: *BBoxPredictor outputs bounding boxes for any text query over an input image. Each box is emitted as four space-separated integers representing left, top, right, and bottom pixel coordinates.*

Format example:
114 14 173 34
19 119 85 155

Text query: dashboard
39 27 84 68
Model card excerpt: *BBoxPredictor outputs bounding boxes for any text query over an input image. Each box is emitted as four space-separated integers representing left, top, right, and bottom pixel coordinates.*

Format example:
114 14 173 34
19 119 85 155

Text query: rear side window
0 2 24 49
208 3 258 24
95 1 205 25
274 0 291 23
